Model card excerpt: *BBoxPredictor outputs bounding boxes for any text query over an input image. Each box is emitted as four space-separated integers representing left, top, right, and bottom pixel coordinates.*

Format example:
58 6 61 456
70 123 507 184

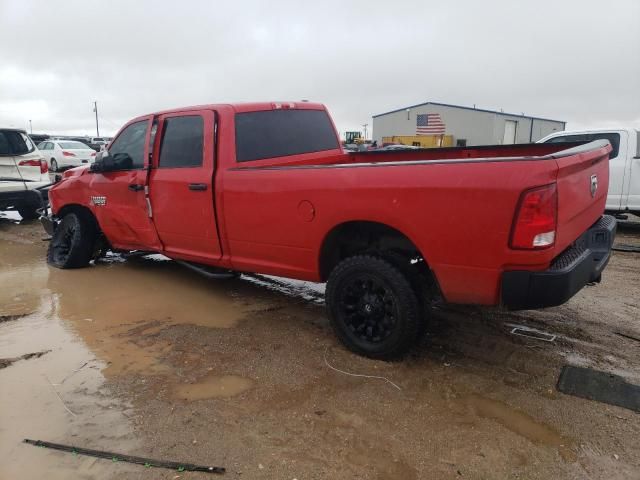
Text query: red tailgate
553 140 611 252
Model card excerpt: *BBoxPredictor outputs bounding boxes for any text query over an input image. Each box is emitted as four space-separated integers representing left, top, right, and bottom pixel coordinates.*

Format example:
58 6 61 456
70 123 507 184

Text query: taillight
18 159 40 167
62 151 76 157
91 152 96 157
18 158 48 174
510 183 557 249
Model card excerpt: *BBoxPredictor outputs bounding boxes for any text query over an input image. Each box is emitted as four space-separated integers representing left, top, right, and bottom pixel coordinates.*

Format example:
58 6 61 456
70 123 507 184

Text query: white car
0 128 49 220
538 128 640 216
37 140 96 172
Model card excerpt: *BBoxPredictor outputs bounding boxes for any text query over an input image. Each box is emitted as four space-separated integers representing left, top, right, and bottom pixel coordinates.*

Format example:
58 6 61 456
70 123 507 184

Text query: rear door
148 110 221 260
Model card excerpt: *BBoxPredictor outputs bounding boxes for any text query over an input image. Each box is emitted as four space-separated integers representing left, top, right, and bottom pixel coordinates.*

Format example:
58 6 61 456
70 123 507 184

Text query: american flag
416 113 446 135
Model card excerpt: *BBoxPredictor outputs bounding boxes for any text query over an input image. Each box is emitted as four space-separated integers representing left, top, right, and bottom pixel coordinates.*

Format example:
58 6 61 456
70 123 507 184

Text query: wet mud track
1 213 639 479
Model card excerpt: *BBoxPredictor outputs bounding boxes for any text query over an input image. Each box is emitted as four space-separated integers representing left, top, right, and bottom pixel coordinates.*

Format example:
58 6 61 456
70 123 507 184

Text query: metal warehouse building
372 101 565 147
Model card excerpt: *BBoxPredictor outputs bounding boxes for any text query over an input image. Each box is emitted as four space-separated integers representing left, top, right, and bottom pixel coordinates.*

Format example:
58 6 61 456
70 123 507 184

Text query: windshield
58 141 90 149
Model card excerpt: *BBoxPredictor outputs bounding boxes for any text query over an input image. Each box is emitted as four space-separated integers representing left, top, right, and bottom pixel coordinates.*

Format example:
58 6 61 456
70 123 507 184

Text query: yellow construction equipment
382 135 454 148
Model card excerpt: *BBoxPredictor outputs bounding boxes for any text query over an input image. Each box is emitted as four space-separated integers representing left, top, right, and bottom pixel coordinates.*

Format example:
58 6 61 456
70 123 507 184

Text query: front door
148 110 221 261
88 117 162 251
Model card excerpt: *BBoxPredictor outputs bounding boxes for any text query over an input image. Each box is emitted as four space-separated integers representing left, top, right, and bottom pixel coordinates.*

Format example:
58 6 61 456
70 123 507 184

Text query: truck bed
224 140 611 304
251 142 587 168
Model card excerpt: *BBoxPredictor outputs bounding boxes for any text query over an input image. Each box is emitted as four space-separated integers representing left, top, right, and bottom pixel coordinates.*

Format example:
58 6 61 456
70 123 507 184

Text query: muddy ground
1 212 639 480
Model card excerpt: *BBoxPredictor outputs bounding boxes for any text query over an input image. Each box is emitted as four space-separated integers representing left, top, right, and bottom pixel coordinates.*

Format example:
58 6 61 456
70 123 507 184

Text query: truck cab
539 128 640 215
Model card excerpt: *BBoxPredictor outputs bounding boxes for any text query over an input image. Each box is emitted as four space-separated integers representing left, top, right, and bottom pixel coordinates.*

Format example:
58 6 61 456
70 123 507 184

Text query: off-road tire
326 255 421 359
47 211 97 268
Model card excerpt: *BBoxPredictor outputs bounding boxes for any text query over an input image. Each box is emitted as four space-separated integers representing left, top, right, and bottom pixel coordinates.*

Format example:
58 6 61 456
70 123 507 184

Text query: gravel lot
1 213 639 479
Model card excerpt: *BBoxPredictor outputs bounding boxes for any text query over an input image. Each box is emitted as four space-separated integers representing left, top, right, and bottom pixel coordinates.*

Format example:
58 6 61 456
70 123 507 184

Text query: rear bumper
501 215 616 310
0 188 44 210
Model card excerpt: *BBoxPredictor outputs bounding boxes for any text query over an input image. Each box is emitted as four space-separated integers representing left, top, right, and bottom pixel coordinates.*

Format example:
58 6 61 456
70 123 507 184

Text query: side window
108 120 148 169
235 109 339 162
2 131 35 155
0 132 10 155
158 116 204 168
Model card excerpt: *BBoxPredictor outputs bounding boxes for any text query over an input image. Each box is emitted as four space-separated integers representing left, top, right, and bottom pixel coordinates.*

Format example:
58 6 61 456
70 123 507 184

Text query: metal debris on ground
509 326 556 342
557 366 640 413
23 439 225 474
323 348 401 391
612 243 640 253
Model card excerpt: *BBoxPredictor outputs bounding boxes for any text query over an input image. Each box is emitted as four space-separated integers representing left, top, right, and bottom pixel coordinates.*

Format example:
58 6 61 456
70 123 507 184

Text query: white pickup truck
539 129 640 216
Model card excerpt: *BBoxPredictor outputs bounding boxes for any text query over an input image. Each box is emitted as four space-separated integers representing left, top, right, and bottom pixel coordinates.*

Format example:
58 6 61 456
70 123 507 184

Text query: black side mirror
90 152 133 173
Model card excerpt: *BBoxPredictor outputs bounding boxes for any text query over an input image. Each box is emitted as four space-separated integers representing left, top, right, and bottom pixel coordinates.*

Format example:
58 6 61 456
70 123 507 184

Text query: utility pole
362 123 368 140
28 120 32 134
93 101 100 137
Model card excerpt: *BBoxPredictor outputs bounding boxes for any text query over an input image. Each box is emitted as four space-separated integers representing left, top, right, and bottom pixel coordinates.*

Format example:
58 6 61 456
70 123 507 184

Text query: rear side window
0 131 35 155
545 133 620 158
108 120 148 169
159 116 204 168
235 109 339 162
0 132 11 155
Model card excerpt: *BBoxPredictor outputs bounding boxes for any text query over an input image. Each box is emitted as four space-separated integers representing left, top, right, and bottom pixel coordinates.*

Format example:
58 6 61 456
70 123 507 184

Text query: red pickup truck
42 102 616 358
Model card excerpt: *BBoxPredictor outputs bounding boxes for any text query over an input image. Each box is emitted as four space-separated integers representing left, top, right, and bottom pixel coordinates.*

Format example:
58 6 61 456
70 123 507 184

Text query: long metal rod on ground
23 439 225 474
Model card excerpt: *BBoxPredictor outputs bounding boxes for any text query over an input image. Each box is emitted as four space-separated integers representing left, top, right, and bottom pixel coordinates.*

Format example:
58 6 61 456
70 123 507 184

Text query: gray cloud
1 0 638 136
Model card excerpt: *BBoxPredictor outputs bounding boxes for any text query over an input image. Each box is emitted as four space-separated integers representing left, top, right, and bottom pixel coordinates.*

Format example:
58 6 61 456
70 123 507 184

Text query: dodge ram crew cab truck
539 128 640 216
42 102 616 359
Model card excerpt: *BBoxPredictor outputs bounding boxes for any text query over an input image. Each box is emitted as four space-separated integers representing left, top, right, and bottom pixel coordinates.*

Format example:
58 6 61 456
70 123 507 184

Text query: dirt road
1 213 639 479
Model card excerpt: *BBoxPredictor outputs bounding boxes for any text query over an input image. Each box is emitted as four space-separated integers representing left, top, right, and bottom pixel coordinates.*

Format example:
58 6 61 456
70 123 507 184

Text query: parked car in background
539 128 640 216
37 140 96 172
0 128 48 219
89 137 107 146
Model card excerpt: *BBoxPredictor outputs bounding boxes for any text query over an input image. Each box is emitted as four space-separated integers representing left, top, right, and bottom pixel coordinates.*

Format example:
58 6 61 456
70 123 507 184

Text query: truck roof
131 101 327 121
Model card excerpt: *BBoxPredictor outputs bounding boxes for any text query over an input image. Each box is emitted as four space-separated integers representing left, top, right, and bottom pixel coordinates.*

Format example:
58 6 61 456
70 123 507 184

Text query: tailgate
553 140 611 252
0 155 27 191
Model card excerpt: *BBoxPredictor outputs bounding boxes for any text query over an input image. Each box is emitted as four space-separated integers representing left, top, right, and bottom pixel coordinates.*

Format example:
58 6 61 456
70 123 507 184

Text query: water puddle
0 307 138 479
0 227 262 477
172 374 253 401
466 395 575 461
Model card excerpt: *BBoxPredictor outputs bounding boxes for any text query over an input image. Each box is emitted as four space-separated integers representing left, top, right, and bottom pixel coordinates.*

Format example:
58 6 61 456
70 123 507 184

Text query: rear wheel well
319 221 432 280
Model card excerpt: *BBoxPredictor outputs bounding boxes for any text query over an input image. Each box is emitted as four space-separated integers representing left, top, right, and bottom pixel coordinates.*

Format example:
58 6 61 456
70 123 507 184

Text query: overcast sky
1 0 638 138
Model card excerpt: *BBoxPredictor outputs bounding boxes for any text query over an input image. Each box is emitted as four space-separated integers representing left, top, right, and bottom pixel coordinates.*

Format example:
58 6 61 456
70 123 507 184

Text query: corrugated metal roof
372 101 565 124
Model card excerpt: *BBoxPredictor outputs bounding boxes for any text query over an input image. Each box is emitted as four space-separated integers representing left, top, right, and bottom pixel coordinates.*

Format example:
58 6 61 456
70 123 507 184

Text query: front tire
51 159 58 172
326 255 422 359
47 211 97 268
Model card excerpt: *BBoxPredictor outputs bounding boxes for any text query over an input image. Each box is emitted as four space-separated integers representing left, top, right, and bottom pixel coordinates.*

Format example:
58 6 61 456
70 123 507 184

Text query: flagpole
93 101 100 137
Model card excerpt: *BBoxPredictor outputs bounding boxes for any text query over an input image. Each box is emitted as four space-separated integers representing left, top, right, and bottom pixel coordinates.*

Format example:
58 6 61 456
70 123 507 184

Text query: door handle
128 184 144 192
189 183 207 191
